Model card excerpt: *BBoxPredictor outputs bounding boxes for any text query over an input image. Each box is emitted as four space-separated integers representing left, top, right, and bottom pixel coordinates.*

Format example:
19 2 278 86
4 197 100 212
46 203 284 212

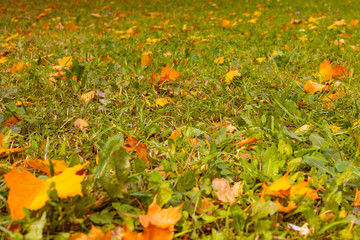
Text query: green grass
1 0 360 239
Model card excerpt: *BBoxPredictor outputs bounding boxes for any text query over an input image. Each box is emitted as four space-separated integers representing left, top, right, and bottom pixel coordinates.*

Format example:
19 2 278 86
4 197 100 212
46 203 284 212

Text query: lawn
1 0 360 239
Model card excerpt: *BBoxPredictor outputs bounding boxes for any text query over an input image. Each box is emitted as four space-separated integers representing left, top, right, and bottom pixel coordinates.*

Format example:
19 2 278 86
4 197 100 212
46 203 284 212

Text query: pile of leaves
1 0 360 239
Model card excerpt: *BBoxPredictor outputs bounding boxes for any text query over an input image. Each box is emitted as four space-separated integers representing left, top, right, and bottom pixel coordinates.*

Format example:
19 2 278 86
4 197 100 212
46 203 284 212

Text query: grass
1 0 360 239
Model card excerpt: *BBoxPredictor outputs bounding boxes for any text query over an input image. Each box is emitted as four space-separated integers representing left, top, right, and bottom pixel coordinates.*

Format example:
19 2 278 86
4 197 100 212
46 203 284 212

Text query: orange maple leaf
319 59 349 81
3 163 86 221
124 135 149 165
238 137 258 150
123 196 183 240
303 81 330 95
25 158 67 176
151 66 179 86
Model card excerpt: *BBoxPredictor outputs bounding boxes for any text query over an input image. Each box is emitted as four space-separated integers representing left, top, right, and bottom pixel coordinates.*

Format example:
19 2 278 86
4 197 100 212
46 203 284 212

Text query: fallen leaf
274 199 297 212
169 129 181 141
238 137 258 150
289 180 319 200
354 187 360 207
329 124 341 133
349 19 359 27
68 225 112 240
81 91 95 103
303 81 330 94
212 178 240 204
151 66 179 86
214 56 225 64
0 133 26 158
124 135 149 165
262 171 292 197
25 158 67 175
319 59 349 81
4 164 86 221
156 97 174 107
295 124 312 133
91 13 101 18
74 118 89 130
221 18 231 28
141 51 153 67
58 56 73 67
3 115 22 126
224 70 241 84
11 62 27 72
123 196 183 240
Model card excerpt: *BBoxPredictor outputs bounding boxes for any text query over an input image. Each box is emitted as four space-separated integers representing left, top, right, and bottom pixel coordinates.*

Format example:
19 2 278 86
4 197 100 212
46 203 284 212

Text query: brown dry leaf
212 178 240 204
68 225 112 240
81 91 95 103
25 158 67 175
74 118 89 130
303 81 330 94
196 197 215 215
124 135 149 165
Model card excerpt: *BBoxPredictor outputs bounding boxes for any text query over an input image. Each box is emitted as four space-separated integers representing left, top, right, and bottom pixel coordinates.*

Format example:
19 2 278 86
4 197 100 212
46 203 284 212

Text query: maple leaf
141 51 153 67
123 196 183 240
212 178 241 204
303 81 330 94
289 180 319 200
151 66 179 86
3 163 86 221
262 171 292 198
124 135 149 165
3 115 23 126
319 59 349 81
274 199 297 212
25 158 67 175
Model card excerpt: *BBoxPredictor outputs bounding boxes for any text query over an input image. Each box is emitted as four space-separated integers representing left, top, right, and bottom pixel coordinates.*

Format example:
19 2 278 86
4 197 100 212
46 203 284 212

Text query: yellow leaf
295 124 312 133
169 129 181 141
354 187 360 207
141 51 153 67
214 56 225 64
303 81 330 94
81 91 95 103
25 158 67 175
224 71 241 84
212 178 240 204
58 56 73 67
3 164 86 221
74 118 89 130
156 97 174 107
329 124 341 133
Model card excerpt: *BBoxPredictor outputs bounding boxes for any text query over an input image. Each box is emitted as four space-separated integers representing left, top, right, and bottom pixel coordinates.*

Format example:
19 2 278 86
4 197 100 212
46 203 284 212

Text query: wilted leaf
74 118 89 130
4 164 86 220
81 91 95 103
295 124 312 133
238 137 258 150
212 178 240 204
